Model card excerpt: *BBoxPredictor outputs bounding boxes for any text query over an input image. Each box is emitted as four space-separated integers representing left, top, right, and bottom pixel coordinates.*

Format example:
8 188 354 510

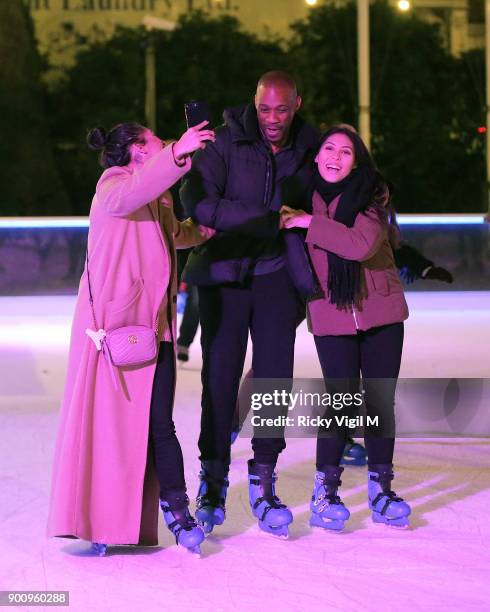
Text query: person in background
395 243 453 284
169 184 202 364
176 283 200 362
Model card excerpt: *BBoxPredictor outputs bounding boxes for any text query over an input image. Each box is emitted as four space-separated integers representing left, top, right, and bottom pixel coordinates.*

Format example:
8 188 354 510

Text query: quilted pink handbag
104 325 157 367
84 251 158 390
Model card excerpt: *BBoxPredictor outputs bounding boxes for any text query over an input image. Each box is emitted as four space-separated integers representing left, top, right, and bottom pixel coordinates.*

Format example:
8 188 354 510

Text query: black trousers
314 322 404 469
148 342 186 498
177 285 200 348
198 268 299 466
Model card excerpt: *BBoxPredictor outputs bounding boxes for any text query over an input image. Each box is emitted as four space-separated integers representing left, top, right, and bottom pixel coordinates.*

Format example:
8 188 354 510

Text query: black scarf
313 164 377 309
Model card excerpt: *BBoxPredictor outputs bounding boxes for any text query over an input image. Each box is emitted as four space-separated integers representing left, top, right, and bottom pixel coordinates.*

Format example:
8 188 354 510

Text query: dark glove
398 266 417 284
424 266 453 283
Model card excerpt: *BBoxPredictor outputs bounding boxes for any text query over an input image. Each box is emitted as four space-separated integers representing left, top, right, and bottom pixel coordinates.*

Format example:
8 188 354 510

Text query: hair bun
87 127 109 150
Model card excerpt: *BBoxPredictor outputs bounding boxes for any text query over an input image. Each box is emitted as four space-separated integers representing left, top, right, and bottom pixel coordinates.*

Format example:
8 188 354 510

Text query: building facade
26 0 485 77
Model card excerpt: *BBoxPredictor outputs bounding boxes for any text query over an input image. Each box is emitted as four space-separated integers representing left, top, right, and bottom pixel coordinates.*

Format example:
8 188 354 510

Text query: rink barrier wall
0 214 488 294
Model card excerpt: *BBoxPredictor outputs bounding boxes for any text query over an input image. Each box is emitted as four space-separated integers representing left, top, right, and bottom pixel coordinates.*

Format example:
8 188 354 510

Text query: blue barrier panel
0 215 488 294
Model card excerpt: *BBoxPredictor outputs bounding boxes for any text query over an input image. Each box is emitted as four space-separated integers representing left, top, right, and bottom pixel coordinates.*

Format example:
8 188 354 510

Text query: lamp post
142 15 176 132
357 0 371 150
357 0 411 150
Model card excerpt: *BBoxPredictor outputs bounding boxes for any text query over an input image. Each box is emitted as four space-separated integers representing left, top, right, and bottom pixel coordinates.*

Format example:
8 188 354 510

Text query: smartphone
185 101 210 129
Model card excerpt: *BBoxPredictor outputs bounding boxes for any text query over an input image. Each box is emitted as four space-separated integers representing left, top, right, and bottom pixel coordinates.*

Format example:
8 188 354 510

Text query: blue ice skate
90 542 108 556
195 460 229 535
310 466 350 531
160 493 205 555
248 460 293 539
340 438 367 467
368 464 411 529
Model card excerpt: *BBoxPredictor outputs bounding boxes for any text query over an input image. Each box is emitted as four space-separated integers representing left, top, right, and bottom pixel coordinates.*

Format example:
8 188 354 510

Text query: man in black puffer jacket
180 71 317 538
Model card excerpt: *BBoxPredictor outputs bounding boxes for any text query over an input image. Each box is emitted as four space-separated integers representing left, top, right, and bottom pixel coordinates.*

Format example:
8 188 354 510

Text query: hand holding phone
173 120 215 160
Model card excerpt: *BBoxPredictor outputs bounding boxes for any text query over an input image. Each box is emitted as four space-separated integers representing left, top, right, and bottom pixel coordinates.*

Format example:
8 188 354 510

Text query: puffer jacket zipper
352 304 359 330
263 154 272 206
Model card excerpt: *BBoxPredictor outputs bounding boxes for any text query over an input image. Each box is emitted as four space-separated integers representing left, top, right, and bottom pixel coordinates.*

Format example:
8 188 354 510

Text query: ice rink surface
1 292 489 612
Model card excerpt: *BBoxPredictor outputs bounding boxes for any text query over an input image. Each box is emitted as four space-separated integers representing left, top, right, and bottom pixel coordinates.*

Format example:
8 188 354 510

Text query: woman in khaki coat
47 121 214 556
281 125 411 532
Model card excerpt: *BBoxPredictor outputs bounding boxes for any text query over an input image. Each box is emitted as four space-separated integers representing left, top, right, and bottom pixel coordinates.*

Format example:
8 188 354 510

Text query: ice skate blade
184 544 202 557
372 521 410 530
90 543 108 556
309 516 346 532
174 543 202 557
372 513 410 529
257 523 289 539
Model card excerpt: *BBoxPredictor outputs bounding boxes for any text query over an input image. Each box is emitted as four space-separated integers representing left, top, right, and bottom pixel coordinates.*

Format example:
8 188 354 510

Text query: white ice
0 292 489 612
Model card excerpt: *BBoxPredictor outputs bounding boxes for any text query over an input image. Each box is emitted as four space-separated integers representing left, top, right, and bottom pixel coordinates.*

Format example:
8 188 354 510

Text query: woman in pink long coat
47 120 215 556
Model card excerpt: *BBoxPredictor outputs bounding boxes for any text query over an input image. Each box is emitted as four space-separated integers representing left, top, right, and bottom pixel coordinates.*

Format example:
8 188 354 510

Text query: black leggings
198 268 299 466
314 322 404 469
148 342 186 498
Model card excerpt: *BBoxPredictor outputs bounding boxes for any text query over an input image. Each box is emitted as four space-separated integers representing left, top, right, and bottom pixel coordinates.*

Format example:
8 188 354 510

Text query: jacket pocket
106 278 144 314
385 268 404 294
369 268 403 296
370 270 389 296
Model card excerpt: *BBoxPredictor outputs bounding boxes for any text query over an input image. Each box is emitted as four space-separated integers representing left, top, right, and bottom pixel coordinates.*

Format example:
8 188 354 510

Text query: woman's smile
316 132 355 182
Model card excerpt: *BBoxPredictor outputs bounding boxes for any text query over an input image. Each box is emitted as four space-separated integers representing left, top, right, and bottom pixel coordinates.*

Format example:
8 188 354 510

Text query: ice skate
341 437 367 467
160 493 205 555
368 464 411 529
310 466 350 531
248 460 293 539
195 460 229 535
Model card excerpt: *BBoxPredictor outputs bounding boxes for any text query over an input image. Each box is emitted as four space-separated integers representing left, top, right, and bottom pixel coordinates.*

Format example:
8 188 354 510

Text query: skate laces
371 490 404 516
253 495 286 522
314 472 343 507
380 490 403 502
178 514 198 532
260 494 286 509
314 488 343 509
165 506 198 532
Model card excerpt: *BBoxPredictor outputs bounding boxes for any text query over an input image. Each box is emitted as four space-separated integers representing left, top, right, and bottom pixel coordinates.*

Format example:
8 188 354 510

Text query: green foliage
46 12 286 213
289 1 486 212
45 26 147 213
153 12 288 137
43 3 485 214
0 0 69 215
